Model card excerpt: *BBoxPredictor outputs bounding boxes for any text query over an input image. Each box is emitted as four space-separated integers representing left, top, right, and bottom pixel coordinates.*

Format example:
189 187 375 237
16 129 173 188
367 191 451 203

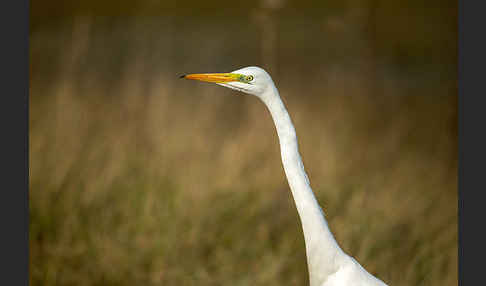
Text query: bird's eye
246 75 254 82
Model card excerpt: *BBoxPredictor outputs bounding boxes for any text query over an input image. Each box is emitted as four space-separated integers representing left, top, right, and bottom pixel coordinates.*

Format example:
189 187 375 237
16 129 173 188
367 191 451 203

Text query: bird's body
182 66 388 286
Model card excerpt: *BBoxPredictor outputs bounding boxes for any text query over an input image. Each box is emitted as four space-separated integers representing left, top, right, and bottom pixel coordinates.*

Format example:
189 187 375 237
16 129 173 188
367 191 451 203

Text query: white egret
181 66 388 286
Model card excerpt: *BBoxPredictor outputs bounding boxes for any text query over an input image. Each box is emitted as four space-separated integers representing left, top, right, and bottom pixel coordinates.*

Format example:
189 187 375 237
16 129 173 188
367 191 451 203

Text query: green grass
29 86 457 285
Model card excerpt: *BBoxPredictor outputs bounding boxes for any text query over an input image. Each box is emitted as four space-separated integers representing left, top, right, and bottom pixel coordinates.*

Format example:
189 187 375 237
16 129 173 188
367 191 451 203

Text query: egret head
180 66 274 97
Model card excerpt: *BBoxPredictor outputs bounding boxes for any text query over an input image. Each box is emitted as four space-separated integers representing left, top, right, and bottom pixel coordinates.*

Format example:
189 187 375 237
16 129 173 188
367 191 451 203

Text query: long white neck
259 85 346 286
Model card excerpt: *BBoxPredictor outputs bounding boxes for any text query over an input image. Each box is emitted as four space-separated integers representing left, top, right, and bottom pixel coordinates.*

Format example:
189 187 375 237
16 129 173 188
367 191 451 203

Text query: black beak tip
179 75 186 79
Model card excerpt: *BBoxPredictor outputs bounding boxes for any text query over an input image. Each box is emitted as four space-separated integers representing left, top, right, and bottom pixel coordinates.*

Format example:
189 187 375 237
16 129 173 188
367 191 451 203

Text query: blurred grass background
30 0 457 285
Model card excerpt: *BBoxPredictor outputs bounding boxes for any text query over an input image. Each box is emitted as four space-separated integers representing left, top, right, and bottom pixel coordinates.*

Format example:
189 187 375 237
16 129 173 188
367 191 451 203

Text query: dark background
30 1 457 285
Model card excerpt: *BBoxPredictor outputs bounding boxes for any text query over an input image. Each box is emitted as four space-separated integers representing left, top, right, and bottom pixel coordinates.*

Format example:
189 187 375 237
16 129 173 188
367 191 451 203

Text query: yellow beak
180 73 240 83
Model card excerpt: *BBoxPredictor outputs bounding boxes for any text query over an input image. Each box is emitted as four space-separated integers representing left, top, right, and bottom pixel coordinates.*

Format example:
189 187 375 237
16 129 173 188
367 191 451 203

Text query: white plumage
182 66 388 286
